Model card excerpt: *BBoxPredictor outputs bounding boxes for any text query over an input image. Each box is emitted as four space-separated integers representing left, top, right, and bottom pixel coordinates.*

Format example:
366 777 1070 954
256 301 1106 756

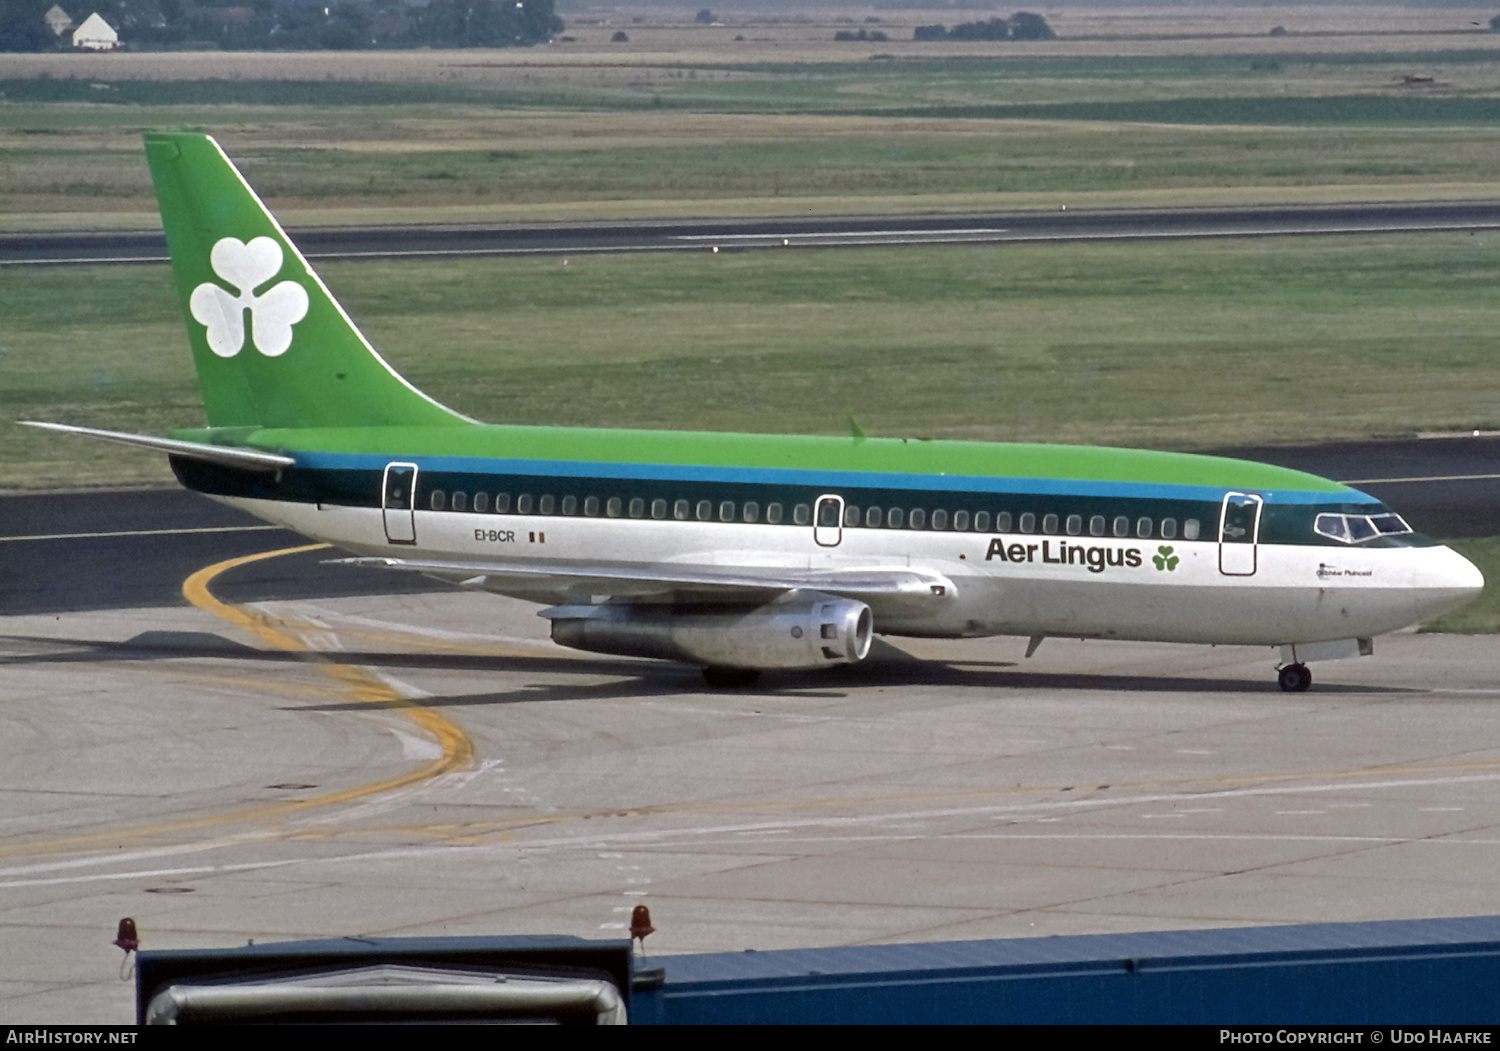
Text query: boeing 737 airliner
24 133 1485 691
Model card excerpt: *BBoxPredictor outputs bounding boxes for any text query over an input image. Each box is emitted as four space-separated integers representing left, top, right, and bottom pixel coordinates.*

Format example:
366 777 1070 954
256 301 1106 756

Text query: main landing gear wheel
702 667 761 689
1278 663 1312 693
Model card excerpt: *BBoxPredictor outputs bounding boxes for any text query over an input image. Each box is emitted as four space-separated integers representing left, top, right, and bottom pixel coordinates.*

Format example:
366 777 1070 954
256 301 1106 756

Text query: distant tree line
913 12 1054 42
834 27 886 42
0 0 562 51
413 0 561 50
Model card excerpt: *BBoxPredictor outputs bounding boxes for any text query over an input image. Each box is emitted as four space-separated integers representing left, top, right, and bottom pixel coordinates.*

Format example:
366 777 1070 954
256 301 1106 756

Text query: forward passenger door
1218 492 1262 576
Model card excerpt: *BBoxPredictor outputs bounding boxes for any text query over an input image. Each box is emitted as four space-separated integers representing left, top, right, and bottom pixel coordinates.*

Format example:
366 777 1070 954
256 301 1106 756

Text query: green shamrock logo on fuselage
1152 545 1179 571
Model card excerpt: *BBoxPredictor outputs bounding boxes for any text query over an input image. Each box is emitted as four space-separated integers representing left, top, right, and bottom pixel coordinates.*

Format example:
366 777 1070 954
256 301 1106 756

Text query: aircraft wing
18 421 295 471
334 555 954 603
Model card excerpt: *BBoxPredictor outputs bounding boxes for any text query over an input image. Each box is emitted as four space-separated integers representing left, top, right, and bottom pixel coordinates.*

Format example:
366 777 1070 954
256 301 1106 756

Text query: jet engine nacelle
544 590 873 670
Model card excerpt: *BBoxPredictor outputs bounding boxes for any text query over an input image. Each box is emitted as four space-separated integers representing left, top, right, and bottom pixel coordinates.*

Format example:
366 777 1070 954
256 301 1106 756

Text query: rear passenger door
383 462 418 545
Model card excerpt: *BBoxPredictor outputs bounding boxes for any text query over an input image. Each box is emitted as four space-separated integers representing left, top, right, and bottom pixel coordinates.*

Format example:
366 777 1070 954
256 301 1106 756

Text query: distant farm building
72 12 118 50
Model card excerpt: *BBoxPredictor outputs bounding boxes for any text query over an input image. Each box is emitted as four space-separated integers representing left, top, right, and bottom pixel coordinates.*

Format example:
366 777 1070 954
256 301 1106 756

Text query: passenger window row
839 505 1199 541
431 489 794 524
425 488 1200 541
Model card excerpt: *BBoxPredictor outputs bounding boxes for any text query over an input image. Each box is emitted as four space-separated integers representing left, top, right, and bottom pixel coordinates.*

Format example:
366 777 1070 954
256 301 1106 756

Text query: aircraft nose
1413 544 1485 621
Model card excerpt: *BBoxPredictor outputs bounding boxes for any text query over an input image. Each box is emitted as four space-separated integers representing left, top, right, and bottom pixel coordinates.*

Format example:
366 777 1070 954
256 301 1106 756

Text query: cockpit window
1315 511 1413 544
1368 513 1410 536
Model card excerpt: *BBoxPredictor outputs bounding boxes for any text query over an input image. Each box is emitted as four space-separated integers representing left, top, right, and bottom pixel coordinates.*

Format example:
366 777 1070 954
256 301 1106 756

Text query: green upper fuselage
173 421 1356 499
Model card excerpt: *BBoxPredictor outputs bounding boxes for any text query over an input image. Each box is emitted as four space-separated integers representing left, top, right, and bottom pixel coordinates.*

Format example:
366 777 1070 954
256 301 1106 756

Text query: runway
2 440 1497 1023
8 200 1500 266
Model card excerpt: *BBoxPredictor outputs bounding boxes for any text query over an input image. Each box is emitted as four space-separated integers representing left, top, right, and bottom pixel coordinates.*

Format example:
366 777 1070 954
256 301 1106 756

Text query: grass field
7 9 1500 474
11 115 1500 217
9 38 1500 217
7 230 1500 490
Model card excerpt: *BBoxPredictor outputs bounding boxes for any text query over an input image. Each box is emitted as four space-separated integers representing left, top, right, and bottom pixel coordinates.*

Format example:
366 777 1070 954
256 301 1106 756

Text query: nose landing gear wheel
1278 663 1312 693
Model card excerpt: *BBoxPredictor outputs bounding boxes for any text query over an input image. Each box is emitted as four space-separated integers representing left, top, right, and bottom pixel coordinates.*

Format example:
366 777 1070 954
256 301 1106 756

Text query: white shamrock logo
189 236 309 358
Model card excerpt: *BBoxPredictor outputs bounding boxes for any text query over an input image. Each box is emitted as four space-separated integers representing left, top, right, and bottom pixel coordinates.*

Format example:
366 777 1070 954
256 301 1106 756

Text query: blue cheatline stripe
295 451 1377 506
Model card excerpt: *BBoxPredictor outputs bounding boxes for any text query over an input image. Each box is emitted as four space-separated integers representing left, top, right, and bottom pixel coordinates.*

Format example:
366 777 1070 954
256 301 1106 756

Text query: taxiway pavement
3 584 1500 1023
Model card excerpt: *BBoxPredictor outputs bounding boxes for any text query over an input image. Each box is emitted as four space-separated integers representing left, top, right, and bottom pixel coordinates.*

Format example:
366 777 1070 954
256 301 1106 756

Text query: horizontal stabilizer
19 421 294 471
335 555 954 601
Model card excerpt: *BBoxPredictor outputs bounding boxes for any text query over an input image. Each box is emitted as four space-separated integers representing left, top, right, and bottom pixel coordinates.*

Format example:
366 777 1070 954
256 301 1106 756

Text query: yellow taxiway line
0 543 474 861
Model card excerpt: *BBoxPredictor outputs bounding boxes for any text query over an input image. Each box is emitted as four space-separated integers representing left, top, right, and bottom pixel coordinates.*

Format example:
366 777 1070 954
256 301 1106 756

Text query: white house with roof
72 12 118 50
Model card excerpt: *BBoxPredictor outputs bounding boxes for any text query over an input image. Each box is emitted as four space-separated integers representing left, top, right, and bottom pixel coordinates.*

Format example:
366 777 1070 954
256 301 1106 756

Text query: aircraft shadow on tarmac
0 630 268 663
5 629 1420 699
290 665 1414 712
0 629 1413 705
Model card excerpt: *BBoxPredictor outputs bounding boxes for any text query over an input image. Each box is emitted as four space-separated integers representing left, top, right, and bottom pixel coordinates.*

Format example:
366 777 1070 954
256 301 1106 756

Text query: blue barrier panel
636 916 1500 1024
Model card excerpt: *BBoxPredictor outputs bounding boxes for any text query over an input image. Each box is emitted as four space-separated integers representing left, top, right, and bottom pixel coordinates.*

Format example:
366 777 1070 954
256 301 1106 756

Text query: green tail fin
144 132 469 430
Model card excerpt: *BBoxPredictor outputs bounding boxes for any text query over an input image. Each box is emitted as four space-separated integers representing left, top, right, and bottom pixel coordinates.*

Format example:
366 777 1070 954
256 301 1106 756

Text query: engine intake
544 590 873 671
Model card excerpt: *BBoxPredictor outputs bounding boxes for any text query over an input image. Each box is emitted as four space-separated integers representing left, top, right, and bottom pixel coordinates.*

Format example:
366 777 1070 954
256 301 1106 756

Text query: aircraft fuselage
170 427 1482 657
